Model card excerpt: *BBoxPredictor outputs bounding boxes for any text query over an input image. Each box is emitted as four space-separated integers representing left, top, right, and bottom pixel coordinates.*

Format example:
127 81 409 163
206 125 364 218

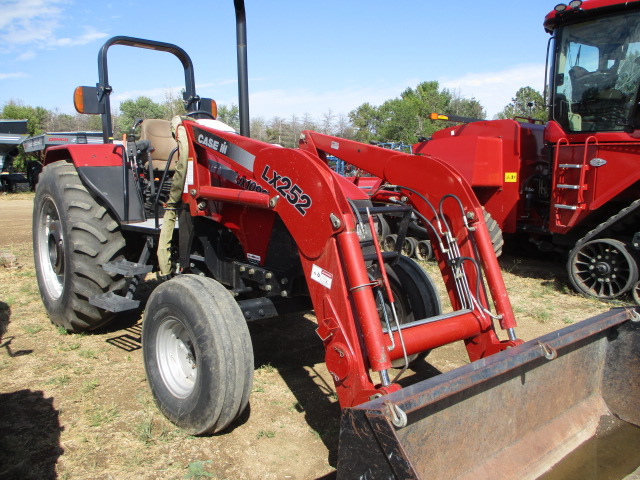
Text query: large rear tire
33 160 126 332
142 275 253 435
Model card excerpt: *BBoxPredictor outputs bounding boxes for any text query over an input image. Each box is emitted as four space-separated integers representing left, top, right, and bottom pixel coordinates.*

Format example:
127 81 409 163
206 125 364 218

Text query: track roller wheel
415 240 433 261
632 280 640 305
383 234 398 252
402 237 418 258
375 256 441 367
568 238 639 300
142 275 253 434
374 214 390 240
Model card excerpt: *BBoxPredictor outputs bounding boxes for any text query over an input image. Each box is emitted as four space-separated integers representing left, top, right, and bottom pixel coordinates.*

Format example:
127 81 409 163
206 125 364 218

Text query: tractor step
89 291 140 312
101 259 153 277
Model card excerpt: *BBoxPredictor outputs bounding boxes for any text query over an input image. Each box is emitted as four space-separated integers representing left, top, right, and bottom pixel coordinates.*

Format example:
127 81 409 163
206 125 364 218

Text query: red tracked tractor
415 0 640 303
32 1 640 478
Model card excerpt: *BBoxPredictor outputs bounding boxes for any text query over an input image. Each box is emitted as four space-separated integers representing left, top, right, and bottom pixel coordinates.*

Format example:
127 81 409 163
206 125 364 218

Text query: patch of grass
56 326 69 335
13 270 35 278
184 460 214 479
58 341 81 352
72 365 93 376
19 284 37 295
45 375 70 386
80 379 99 394
257 363 275 374
21 324 43 334
78 349 97 359
257 430 276 439
532 309 552 324
135 417 154 446
503 258 522 273
88 404 118 427
252 380 265 393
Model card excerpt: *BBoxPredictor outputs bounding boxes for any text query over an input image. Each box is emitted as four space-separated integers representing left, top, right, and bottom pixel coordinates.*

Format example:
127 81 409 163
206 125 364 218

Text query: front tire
33 161 126 332
142 275 253 435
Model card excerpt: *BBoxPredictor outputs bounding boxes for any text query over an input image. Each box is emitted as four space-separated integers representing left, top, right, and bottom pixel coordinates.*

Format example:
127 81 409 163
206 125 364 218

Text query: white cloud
246 81 417 120
0 0 64 44
0 0 107 50
50 29 109 47
440 63 546 118
0 72 28 80
16 51 36 61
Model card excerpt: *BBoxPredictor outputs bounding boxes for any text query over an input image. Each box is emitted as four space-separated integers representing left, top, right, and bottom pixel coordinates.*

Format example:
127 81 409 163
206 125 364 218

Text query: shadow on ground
0 389 63 480
248 312 444 472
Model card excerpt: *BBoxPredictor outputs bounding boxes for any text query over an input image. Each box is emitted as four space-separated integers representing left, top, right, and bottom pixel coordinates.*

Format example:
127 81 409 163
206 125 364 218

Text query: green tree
217 104 240 131
117 96 165 136
161 89 186 119
348 81 486 144
348 102 382 143
497 86 546 122
250 116 268 142
1 100 50 170
449 90 486 119
1 100 48 136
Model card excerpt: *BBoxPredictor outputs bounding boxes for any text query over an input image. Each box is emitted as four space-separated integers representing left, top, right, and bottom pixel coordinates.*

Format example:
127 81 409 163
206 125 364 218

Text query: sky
0 0 562 122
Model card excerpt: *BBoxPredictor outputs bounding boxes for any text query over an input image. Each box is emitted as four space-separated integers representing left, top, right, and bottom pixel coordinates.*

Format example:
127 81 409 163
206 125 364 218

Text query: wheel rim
570 239 638 299
156 317 198 398
36 197 65 300
383 234 397 251
416 240 432 261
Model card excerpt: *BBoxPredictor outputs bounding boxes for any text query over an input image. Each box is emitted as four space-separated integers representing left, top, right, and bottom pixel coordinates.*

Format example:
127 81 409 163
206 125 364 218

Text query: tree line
1 83 544 171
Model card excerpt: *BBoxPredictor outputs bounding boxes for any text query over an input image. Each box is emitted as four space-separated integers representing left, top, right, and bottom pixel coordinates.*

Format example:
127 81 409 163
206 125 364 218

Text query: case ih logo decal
193 126 255 171
198 133 229 154
261 165 311 216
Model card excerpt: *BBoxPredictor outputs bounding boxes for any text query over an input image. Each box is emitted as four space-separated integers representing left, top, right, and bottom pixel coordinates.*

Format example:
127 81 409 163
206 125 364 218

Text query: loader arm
300 132 519 355
179 121 521 408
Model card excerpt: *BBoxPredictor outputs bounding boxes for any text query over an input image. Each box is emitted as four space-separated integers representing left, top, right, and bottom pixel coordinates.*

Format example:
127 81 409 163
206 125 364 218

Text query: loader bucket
337 307 640 480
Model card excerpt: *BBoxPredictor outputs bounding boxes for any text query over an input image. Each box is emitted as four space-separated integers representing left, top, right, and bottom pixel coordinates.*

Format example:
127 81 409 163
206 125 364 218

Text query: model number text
260 165 312 216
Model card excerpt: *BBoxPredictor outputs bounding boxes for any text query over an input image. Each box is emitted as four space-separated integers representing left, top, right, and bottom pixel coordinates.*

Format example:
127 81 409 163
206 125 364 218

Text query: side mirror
73 86 102 115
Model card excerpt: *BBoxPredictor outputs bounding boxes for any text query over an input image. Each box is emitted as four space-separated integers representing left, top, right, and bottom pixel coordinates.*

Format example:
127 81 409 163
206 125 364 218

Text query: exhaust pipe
234 0 250 137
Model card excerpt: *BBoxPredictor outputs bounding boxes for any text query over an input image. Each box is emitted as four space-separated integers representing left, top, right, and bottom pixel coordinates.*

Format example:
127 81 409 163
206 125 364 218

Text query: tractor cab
547 1 640 133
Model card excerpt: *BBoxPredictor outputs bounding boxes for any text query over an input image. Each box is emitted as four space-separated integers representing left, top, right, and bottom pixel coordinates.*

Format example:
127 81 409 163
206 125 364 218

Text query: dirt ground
0 193 620 479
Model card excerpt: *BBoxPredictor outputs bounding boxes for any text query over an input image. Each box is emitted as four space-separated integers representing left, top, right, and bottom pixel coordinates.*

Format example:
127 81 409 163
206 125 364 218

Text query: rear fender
44 144 145 223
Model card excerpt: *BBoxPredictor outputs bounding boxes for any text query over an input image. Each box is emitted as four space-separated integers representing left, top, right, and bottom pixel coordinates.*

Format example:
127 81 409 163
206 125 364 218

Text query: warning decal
311 264 333 289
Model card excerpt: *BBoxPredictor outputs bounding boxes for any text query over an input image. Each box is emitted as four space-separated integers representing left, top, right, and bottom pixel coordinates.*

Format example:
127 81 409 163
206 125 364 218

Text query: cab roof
544 0 640 33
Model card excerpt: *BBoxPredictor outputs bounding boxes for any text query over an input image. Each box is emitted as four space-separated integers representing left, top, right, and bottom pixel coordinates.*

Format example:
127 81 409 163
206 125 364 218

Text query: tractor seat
139 119 178 171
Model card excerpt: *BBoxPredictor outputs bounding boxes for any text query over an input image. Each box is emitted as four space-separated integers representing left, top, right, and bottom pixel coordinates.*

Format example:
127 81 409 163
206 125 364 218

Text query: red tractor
414 0 640 302
31 1 640 478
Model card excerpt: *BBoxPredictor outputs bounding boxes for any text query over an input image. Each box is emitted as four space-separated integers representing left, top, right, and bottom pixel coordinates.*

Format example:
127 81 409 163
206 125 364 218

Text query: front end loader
31 1 640 478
